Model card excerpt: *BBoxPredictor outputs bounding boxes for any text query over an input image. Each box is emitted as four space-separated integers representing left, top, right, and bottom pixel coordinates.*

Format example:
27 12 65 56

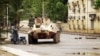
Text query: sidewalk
0 47 16 56
0 46 40 56
62 31 100 37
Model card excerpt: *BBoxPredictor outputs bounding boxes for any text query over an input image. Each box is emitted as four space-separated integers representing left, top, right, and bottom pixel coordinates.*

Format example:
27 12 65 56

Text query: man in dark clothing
11 26 19 44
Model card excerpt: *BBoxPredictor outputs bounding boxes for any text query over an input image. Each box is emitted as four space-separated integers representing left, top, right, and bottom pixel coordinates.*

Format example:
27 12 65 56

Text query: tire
33 38 38 44
53 31 60 43
28 34 33 44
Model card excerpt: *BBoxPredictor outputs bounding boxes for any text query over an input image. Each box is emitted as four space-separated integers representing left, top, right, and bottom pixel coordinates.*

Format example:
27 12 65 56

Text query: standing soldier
28 15 34 28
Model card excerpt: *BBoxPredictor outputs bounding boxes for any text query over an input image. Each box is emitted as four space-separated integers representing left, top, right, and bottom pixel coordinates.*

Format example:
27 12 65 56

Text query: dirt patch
0 49 17 56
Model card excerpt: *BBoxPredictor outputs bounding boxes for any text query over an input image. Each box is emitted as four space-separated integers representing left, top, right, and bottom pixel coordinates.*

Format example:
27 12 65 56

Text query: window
89 14 95 30
91 21 94 30
74 16 76 19
77 1 79 4
70 16 75 20
69 16 72 20
77 4 80 8
68 3 71 9
72 2 77 7
68 5 71 9
98 16 100 21
82 0 84 3
82 19 85 30
36 25 40 28
83 3 85 7
73 8 76 13
72 2 74 6
73 24 76 30
78 8 80 13
82 16 85 19
78 16 80 20
77 20 80 30
83 8 85 13
68 24 71 30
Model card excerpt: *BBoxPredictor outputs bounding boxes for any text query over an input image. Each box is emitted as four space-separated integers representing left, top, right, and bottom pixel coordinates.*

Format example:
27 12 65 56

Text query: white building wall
67 0 100 33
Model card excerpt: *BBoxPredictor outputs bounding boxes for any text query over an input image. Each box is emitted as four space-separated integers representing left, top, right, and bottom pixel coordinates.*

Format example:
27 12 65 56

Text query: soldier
28 15 34 28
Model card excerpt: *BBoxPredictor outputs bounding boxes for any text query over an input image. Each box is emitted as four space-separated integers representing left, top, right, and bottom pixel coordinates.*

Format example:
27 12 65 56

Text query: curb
1 46 40 56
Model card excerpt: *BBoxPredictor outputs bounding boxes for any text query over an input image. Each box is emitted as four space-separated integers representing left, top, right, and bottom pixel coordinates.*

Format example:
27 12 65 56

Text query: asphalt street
5 33 100 56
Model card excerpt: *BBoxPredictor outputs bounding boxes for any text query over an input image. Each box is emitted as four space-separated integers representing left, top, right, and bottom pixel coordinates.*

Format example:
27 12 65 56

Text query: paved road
5 33 100 56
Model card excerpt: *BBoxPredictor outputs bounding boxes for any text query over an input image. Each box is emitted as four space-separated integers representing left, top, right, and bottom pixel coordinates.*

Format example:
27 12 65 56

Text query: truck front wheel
28 35 34 44
53 32 60 43
33 38 38 44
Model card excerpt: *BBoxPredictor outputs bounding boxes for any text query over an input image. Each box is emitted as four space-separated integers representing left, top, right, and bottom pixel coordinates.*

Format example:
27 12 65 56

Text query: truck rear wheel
53 31 60 43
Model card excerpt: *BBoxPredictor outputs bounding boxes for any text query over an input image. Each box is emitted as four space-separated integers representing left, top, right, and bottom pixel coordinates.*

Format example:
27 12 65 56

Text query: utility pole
7 4 8 27
6 4 9 38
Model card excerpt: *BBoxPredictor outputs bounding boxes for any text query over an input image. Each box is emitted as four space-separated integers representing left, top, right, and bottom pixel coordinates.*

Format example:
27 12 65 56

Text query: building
67 0 100 33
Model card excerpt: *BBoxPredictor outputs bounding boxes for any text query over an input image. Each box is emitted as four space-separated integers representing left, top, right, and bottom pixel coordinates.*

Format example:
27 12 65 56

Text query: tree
22 0 42 19
0 0 42 26
0 0 24 26
9 0 24 26
45 0 68 22
94 0 100 9
0 0 8 38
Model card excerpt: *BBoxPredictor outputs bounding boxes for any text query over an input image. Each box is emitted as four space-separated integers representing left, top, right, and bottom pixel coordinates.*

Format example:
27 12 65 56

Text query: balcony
89 14 96 21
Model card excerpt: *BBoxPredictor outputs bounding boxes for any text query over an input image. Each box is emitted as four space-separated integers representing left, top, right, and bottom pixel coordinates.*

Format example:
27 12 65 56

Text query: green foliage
45 0 68 22
21 0 42 20
0 0 68 23
94 0 100 9
9 0 24 25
